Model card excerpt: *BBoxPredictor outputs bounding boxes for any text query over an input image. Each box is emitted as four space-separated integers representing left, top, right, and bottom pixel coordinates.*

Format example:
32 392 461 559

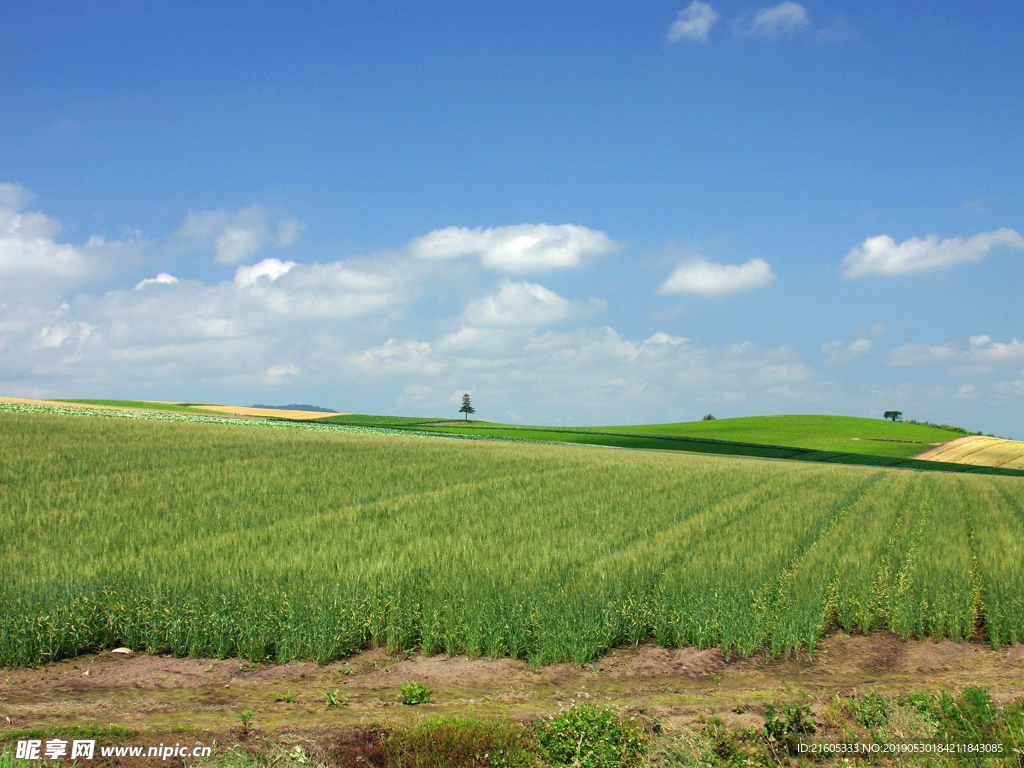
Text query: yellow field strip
190 405 345 420
0 397 345 421
916 435 1024 469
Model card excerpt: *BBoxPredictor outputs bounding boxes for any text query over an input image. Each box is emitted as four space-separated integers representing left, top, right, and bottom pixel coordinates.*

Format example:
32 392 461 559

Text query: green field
387 417 1022 477
591 415 961 457
322 414 961 458
2 407 1024 669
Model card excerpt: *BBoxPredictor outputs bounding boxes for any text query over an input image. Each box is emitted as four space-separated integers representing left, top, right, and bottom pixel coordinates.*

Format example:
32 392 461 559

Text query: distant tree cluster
702 414 717 421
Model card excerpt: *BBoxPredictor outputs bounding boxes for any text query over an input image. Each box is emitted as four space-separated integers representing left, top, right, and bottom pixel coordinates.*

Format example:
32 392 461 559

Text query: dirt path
3 634 1023 737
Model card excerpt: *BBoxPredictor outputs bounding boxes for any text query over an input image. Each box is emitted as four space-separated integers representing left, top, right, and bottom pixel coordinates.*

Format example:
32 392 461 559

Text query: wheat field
2 408 1023 667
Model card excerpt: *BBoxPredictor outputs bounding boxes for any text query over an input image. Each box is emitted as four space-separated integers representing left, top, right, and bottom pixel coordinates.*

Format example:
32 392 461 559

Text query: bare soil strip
3 634 1023 737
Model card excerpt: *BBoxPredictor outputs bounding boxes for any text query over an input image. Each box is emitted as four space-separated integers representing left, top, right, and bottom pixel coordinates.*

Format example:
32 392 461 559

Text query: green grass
406 422 1024 477
2 407 1024 669
315 413 447 427
592 415 962 457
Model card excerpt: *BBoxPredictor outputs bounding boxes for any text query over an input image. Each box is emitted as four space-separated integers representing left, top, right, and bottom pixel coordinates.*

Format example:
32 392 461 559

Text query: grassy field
590 415 961 457
400 420 1024 477
321 414 962 458
2 407 1024 669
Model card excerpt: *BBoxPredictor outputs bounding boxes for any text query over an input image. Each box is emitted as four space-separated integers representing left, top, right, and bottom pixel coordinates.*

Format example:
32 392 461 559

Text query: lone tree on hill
883 410 903 421
459 393 475 421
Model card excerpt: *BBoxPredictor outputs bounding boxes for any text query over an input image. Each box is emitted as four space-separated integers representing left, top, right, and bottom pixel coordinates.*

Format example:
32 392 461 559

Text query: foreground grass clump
386 717 539 768
536 704 648 768
2 410 1024 667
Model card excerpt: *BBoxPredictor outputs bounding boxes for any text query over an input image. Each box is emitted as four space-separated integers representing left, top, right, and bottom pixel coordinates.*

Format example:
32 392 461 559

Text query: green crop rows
1 407 1023 668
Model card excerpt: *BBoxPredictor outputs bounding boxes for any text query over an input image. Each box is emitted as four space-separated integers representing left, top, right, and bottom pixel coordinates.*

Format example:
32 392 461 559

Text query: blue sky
2 1 1022 435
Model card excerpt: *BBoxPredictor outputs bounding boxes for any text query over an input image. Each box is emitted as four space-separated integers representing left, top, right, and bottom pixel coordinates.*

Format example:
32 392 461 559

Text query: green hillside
593 415 962 458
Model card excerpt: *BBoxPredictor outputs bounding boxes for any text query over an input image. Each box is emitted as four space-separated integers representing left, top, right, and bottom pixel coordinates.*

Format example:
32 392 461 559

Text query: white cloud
0 182 33 210
995 379 1024 398
974 338 1024 362
264 364 300 384
659 257 776 296
646 331 687 345
234 258 296 287
0 186 143 298
888 336 1024 366
736 1 810 37
842 228 1024 278
667 1 719 43
956 383 979 400
888 342 960 366
35 321 94 350
170 205 304 264
135 273 179 290
407 223 620 273
462 280 597 328
276 216 305 246
822 338 873 363
350 339 439 376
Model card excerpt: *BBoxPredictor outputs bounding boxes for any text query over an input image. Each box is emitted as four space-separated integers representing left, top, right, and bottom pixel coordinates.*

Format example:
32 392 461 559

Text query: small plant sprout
324 688 350 708
399 681 433 705
236 709 254 734
273 690 299 703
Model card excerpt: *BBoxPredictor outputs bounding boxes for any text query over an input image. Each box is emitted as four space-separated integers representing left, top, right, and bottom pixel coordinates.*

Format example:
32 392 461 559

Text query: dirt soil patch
3 633 1023 740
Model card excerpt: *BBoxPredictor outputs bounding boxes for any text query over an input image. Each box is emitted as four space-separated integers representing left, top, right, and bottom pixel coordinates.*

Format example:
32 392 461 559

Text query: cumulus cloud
234 258 296 287
995 379 1024 398
0 184 143 298
349 339 438 376
0 182 34 210
659 257 776 296
170 205 304 264
822 338 873 363
407 223 620 273
264 364 300 384
842 228 1024 278
736 1 810 37
956 383 979 399
888 336 1024 367
462 280 599 328
135 273 179 290
667 1 719 43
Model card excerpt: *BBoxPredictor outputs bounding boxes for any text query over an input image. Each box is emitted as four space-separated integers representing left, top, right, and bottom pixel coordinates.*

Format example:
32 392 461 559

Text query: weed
399 681 433 705
763 704 816 757
235 709 254 735
324 688 350 708
855 692 889 729
535 703 647 768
